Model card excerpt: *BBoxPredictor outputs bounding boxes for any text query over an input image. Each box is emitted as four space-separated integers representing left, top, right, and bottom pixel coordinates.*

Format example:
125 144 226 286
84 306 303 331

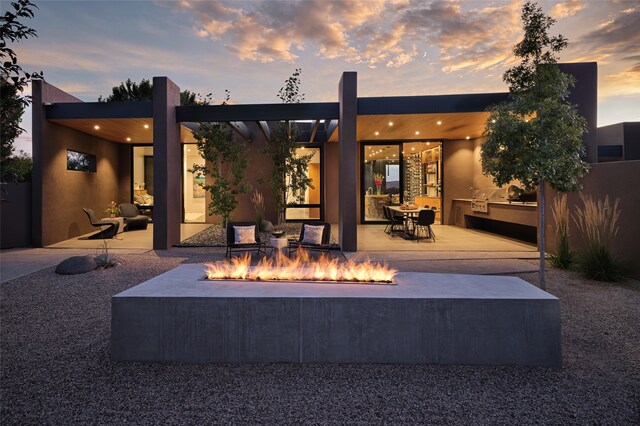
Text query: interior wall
41 123 124 245
545 160 640 279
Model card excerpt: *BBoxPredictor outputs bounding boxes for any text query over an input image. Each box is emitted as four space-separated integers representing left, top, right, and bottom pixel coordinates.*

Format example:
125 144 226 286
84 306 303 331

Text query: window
67 150 96 172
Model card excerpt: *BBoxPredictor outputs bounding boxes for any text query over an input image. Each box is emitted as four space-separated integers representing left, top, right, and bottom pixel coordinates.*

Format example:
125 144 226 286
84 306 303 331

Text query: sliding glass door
285 146 323 221
362 143 401 222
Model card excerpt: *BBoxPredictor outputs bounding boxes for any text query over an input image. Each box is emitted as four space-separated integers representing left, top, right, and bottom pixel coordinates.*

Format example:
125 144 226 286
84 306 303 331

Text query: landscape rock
261 220 275 233
55 256 97 275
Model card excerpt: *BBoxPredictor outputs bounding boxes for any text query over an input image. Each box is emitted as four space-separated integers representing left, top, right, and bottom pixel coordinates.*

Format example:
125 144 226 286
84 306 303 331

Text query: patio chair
82 208 119 239
118 203 149 231
383 206 405 236
411 209 436 243
288 222 333 257
225 221 266 258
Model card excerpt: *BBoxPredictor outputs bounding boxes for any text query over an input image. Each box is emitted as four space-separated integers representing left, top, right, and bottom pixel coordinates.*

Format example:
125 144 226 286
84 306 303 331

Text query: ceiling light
415 131 420 135
392 154 396 157
386 156 389 159
492 119 496 123
301 146 305 150
436 121 442 125
466 136 470 140
126 137 131 142
93 125 100 130
427 142 430 145
402 151 404 154
388 122 393 126
411 147 415 151
374 131 379 136
144 124 150 129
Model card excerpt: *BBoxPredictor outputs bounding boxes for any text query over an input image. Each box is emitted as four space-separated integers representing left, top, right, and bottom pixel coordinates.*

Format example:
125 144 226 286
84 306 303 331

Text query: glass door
362 143 401 222
183 144 206 222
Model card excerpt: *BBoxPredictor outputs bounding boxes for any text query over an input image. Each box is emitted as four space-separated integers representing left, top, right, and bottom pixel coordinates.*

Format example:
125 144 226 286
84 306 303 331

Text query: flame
204 250 397 284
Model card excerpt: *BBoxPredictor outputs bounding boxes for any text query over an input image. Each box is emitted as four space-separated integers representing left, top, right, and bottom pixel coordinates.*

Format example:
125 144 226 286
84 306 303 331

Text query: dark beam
257 121 270 140
357 93 509 115
177 102 339 122
45 101 153 119
309 120 320 143
326 119 338 140
227 121 251 141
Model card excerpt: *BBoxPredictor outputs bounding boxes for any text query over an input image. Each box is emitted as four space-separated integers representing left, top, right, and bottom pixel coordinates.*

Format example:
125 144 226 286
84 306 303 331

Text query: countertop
453 198 537 207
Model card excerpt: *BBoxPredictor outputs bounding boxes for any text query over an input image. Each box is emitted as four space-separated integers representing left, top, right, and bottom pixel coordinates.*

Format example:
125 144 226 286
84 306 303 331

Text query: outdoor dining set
383 205 436 242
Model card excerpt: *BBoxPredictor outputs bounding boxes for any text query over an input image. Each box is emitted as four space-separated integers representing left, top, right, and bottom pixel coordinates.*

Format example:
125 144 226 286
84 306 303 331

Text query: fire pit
203 251 397 284
112 261 561 367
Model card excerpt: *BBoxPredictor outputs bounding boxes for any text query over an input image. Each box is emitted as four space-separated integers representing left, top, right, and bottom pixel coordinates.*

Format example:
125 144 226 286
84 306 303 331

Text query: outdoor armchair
225 221 266 258
118 203 149 231
288 222 333 257
82 208 119 239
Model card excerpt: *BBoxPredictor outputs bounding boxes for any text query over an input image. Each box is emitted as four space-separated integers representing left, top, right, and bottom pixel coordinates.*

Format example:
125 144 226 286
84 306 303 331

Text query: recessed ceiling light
93 125 100 130
144 124 150 129
415 131 420 135
301 146 305 150
386 156 389 159
392 154 396 157
388 122 394 126
436 120 442 125
126 137 131 142
466 136 470 140
411 147 415 151
492 119 496 123
427 142 430 145
374 131 379 136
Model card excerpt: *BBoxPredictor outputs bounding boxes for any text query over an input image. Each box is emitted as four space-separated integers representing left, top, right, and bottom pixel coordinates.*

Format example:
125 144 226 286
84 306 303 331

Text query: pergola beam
257 121 270 141
226 121 251 141
325 119 338 140
309 119 320 143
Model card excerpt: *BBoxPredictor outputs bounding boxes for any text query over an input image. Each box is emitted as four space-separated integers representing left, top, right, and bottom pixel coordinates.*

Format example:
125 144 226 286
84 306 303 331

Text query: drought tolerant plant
264 69 315 224
95 240 123 269
190 91 251 226
251 190 266 231
573 193 628 282
480 1 588 289
549 194 573 268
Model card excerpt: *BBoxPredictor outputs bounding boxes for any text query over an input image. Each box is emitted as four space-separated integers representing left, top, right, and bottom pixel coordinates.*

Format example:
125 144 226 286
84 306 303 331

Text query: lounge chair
82 208 119 239
225 221 266 258
288 222 333 257
118 203 149 231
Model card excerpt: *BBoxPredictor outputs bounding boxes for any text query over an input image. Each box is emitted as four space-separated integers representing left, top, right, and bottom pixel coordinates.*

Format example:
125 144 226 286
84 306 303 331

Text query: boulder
55 255 97 275
261 220 275 233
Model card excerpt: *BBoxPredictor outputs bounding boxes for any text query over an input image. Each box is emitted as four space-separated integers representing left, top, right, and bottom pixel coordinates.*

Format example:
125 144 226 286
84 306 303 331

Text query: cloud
550 0 586 19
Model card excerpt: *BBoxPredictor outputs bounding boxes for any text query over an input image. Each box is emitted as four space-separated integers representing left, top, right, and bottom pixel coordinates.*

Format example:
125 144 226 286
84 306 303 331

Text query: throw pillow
134 195 146 204
143 194 154 205
234 225 256 244
302 224 324 245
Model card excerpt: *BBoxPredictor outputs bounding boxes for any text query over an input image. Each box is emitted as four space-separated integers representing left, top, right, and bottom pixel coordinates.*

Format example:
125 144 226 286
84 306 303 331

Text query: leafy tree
98 78 204 106
190 91 251 225
0 150 31 183
264 68 315 224
480 1 588 289
1 0 42 182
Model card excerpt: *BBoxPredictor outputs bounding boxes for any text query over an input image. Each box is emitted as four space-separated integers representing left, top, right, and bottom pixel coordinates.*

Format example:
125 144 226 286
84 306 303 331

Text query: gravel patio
1 249 639 424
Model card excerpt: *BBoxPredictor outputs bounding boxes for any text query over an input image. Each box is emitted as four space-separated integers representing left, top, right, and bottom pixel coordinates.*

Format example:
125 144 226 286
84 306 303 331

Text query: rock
55 256 97 275
261 220 275 232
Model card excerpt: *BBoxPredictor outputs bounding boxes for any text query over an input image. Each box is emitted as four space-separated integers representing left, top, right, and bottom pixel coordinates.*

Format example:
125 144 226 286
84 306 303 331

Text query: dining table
387 205 428 239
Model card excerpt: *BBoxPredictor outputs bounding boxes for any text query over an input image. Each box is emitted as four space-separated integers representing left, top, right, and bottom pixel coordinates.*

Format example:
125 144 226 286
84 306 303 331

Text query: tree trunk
538 178 546 290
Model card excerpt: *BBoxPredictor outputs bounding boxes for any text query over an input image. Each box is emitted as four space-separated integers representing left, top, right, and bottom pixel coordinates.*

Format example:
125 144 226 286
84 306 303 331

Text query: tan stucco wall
545 160 640 279
442 138 475 224
41 123 128 245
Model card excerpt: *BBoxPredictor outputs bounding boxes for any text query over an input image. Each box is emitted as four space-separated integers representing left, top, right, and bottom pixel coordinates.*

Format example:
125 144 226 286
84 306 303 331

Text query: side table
270 237 288 255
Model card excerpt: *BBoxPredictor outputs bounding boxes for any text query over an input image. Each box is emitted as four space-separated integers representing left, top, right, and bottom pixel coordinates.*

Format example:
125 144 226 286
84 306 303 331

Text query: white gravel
1 252 639 425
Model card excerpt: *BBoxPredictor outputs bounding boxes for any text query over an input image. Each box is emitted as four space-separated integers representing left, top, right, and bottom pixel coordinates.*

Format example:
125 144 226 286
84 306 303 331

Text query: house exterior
31 63 599 252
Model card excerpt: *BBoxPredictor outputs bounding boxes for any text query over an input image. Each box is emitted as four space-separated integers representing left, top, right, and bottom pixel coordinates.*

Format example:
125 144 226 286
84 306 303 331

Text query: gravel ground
1 252 639 425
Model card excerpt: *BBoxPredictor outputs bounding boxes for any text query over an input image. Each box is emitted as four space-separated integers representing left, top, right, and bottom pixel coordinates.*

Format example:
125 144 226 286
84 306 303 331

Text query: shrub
573 193 628 281
251 190 265 231
549 194 573 268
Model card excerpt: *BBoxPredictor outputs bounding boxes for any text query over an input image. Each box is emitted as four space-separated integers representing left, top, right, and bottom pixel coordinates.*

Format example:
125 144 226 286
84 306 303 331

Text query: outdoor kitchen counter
451 199 538 228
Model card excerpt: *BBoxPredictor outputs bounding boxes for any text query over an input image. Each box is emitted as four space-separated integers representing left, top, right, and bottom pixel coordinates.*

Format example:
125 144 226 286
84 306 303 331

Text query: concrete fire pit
111 265 561 367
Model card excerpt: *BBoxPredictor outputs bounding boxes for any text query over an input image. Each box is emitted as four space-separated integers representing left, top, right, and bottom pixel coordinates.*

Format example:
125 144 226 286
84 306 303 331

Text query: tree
1 0 42 182
480 1 588 289
98 78 204 106
264 68 315 224
190 91 251 225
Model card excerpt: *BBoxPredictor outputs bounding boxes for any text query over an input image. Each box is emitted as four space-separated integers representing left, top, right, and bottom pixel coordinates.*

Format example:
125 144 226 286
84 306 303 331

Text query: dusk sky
9 0 640 153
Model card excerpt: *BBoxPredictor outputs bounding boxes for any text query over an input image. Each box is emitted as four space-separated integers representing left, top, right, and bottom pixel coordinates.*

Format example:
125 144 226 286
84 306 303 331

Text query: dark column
31 80 44 247
559 62 598 163
153 77 181 250
338 72 358 251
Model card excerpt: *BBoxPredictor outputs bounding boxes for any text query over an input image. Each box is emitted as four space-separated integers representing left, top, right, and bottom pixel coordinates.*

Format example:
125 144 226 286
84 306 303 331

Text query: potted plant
105 201 120 218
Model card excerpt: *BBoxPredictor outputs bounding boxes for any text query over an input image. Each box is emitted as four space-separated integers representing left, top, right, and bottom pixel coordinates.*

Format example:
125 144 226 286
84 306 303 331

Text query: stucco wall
545 160 640 279
442 138 475 224
0 183 32 248
40 123 127 245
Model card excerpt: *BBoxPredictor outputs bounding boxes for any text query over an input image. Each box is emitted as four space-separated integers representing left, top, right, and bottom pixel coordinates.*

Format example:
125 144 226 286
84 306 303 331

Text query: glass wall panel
363 144 400 221
403 141 442 223
285 147 322 221
183 145 206 222
132 146 154 220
